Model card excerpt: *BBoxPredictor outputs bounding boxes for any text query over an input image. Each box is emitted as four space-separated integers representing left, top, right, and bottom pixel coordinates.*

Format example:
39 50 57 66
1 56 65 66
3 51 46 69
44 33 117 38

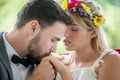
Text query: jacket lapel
0 32 13 80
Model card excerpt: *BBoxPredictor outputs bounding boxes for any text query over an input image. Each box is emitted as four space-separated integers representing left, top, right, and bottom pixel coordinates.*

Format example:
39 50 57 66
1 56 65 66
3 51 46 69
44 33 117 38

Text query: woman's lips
63 39 71 46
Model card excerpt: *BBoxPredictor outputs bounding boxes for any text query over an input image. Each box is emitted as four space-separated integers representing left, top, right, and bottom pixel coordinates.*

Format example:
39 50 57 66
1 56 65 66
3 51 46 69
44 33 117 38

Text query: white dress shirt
3 33 31 80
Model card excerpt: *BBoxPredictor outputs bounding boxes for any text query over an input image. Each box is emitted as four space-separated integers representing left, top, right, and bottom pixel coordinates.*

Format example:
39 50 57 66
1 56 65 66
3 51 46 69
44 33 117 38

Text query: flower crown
62 0 105 27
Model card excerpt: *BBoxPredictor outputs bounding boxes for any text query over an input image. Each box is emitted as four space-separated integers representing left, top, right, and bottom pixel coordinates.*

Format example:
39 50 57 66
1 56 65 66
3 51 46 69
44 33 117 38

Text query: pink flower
68 0 81 11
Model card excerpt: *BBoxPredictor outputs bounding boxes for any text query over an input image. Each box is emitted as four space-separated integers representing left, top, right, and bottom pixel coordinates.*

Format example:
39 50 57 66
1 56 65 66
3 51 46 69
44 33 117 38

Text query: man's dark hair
15 0 73 29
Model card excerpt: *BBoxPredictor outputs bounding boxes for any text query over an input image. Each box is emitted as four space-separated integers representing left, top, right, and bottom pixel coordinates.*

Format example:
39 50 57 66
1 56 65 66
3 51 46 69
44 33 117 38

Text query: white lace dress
55 49 117 80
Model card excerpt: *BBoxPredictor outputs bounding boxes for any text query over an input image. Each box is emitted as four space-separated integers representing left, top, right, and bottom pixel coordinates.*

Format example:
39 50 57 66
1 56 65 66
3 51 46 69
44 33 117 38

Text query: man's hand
28 60 55 80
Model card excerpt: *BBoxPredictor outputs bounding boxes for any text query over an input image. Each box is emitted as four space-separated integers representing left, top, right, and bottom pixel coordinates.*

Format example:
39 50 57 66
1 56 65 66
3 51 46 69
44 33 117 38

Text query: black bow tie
11 55 32 67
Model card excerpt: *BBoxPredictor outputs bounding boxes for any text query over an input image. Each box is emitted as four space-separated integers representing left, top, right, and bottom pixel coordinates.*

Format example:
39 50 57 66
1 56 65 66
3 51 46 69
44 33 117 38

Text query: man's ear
25 20 41 35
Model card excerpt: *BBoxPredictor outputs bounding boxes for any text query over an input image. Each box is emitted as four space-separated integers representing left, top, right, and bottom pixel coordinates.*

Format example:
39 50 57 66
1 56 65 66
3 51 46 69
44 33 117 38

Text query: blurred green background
0 0 120 53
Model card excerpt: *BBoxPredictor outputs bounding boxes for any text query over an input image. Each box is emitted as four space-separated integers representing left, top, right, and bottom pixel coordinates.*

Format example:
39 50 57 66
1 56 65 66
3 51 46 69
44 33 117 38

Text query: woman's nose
64 31 70 37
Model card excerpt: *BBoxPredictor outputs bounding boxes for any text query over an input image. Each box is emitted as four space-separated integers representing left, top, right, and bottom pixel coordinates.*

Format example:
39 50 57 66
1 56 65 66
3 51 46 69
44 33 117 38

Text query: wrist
59 67 72 80
59 66 69 75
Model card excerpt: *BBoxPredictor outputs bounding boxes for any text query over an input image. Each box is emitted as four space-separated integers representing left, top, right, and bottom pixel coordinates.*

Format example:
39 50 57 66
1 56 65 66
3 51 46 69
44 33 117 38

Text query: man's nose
50 43 57 53
50 47 56 53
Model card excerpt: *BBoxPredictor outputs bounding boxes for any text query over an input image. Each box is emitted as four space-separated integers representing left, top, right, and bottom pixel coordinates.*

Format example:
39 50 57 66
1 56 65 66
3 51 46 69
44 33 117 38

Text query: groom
0 0 73 80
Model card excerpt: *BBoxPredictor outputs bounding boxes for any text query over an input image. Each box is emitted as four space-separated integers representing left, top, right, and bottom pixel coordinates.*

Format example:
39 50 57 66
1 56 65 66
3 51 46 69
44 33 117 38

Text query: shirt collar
2 33 19 60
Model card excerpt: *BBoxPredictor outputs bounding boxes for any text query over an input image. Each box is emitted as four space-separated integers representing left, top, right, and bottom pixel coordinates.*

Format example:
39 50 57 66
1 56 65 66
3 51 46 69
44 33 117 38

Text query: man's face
28 21 67 63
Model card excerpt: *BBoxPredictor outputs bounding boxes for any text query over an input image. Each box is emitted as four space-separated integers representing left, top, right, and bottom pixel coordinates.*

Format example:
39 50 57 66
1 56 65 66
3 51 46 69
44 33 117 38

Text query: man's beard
27 34 50 65
27 51 50 65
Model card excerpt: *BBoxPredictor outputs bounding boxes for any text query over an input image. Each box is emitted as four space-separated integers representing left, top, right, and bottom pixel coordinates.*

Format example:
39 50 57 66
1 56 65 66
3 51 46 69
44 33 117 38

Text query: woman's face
63 16 92 51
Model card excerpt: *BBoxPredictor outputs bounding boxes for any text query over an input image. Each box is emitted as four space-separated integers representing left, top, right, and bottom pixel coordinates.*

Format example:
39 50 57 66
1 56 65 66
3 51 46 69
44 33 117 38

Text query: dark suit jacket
0 32 13 80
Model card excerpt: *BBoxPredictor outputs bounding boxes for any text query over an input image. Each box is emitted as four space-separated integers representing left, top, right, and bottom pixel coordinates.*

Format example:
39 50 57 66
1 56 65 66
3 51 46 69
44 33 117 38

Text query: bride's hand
42 54 73 80
51 53 64 61
42 54 67 74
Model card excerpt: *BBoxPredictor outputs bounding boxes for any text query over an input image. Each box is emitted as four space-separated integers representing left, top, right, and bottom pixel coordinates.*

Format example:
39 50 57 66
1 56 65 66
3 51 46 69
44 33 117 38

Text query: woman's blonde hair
66 0 109 52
